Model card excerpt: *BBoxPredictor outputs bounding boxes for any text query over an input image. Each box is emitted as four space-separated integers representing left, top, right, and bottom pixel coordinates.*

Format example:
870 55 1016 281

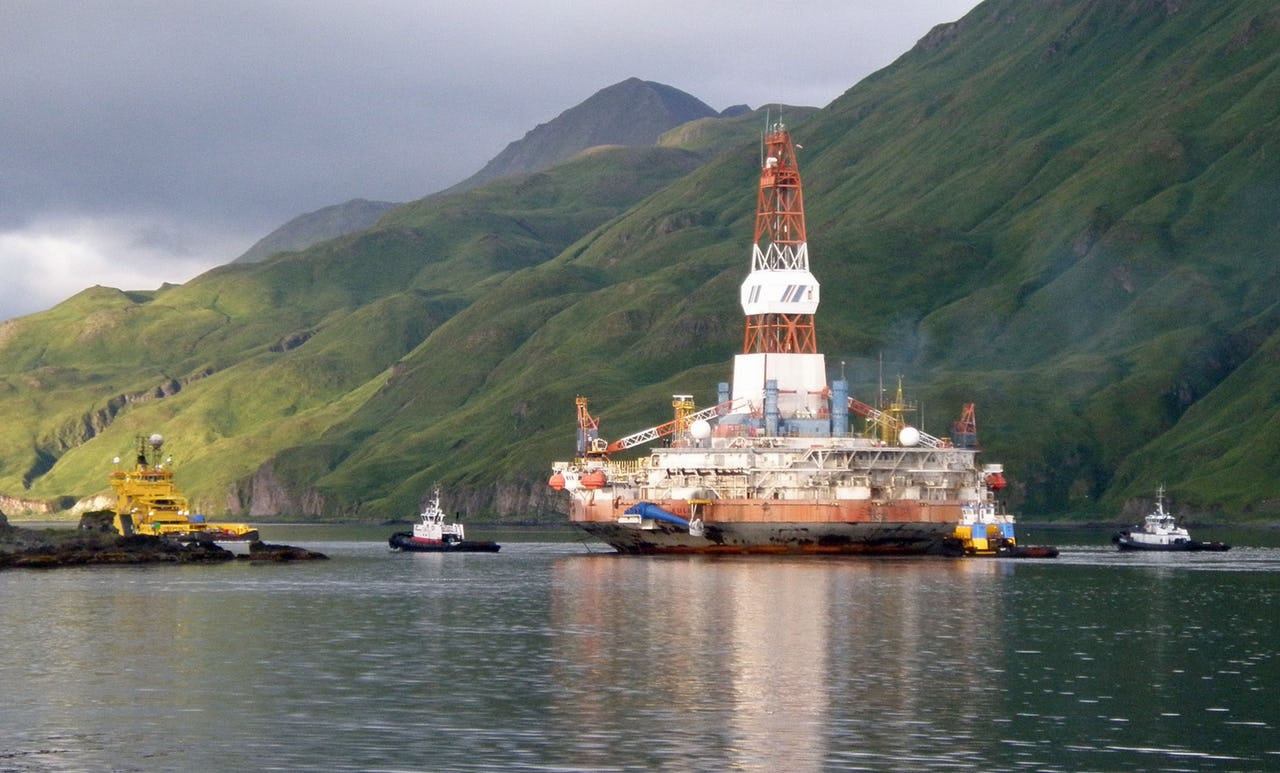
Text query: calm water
2 527 1278 771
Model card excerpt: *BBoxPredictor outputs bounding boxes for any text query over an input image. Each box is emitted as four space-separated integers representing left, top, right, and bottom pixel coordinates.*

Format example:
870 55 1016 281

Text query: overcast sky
1 1 980 321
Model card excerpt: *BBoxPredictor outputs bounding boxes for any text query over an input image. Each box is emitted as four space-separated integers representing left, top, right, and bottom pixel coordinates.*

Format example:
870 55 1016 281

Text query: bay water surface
2 526 1277 771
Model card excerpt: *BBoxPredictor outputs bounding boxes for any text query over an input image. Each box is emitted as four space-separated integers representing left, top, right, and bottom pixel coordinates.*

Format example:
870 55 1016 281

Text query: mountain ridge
445 78 726 193
234 199 398 264
230 79 739 266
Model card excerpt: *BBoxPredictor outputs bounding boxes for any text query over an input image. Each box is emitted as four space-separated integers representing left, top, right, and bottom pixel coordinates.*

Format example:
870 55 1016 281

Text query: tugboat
388 488 500 552
109 433 259 544
1112 485 1230 552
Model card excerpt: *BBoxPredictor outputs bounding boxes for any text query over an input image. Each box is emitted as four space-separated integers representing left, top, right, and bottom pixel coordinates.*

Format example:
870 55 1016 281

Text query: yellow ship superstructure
110 434 259 543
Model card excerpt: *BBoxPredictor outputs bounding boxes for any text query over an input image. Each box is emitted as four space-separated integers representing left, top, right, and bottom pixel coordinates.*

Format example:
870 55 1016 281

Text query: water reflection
4 543 1277 771
550 556 1014 771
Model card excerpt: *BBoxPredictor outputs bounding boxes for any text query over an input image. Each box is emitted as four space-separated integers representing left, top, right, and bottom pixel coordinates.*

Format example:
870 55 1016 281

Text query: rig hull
558 438 1005 555
579 519 956 555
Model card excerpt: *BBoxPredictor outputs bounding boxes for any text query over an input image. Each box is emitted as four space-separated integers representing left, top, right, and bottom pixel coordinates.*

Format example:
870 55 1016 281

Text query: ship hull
578 519 955 555
571 493 964 555
1113 534 1230 552
557 438 1016 556
388 532 501 553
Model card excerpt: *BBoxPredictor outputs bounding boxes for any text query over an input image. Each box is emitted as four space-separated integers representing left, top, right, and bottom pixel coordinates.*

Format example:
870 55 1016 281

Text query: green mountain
2 0 1277 522
234 199 399 264
233 80 729 267
446 78 725 193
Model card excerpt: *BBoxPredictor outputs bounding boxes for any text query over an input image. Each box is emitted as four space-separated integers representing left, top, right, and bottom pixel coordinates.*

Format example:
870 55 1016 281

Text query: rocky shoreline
0 511 326 570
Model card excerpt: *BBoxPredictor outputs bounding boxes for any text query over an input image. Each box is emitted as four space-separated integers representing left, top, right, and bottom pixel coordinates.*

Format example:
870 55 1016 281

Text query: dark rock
79 510 117 533
0 525 318 569
0 530 236 569
242 540 328 562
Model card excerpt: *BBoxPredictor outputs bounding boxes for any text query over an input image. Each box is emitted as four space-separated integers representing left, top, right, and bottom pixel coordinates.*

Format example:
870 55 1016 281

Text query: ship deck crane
953 403 978 448
576 395 752 458
847 398 947 448
576 397 607 457
604 396 751 454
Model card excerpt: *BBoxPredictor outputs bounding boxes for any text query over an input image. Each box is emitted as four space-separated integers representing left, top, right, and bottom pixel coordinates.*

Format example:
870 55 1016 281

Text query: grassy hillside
0 144 711 517
2 0 1277 521
798 0 1280 515
234 199 398 264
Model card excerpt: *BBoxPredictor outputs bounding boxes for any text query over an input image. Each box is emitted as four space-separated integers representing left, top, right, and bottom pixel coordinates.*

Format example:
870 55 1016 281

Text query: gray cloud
0 0 978 320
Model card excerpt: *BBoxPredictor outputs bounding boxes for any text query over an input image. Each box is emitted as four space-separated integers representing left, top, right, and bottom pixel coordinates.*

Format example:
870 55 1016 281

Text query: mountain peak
446 78 720 192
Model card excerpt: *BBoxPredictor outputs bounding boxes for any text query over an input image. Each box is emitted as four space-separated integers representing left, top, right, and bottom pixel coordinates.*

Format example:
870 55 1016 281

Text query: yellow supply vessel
110 434 259 543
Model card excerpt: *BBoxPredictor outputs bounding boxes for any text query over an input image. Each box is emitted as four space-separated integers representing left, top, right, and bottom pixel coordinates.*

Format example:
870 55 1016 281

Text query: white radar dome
149 433 164 448
898 426 920 447
689 419 712 439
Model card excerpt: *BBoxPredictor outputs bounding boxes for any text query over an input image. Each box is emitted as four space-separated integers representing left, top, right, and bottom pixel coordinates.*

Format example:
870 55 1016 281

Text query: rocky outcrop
0 529 234 569
246 541 328 562
71 494 115 516
0 495 57 517
230 460 331 518
0 520 326 570
22 369 217 490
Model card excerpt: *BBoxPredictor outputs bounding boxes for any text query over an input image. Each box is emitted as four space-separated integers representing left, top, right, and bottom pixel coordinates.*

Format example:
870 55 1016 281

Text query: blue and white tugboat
1113 485 1229 552
389 488 500 552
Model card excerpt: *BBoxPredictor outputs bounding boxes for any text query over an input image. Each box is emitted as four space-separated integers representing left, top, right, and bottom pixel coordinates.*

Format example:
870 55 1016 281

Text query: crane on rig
574 394 752 459
953 403 978 448
847 378 949 448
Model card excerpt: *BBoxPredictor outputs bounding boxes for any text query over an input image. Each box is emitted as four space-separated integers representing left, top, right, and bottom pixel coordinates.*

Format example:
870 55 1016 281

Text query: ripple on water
1 542 1278 770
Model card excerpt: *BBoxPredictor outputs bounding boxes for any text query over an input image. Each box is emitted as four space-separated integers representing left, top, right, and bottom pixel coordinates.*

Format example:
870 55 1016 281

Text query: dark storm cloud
0 0 978 320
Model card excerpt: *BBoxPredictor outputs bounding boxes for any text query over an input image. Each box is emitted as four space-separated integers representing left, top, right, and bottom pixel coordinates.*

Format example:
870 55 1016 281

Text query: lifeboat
548 472 566 490
581 469 607 490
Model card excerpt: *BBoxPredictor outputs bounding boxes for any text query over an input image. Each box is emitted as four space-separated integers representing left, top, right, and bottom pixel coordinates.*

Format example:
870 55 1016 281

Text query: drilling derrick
731 123 827 421
742 126 817 354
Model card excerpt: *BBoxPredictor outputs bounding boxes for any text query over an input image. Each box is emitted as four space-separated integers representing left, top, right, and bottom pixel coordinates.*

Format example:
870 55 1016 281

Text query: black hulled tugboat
389 488 500 553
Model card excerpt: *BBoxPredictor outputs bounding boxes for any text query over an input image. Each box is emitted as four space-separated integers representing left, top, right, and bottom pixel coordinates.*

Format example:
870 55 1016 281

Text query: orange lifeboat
581 469 607 490
986 472 1007 490
547 472 566 490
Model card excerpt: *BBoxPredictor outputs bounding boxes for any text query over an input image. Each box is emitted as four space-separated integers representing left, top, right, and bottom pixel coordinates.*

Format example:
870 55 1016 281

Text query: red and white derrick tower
731 123 827 419
742 127 817 354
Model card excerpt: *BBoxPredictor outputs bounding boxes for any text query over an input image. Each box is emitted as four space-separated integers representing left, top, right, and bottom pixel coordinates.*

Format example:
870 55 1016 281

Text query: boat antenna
760 107 769 168
878 352 884 409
